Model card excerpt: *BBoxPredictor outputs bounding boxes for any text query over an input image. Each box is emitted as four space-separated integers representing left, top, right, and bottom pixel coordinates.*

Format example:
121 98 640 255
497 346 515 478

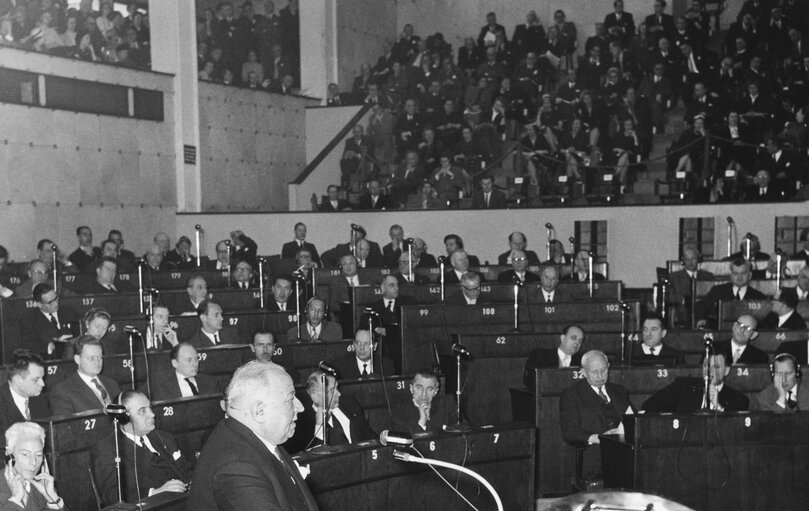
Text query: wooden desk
294 423 535 511
601 412 809 511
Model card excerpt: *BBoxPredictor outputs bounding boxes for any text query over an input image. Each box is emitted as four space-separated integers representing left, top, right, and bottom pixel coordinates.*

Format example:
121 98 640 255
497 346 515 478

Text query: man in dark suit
714 314 769 365
164 236 197 270
286 297 343 342
629 314 683 365
187 301 242 349
562 250 606 283
19 282 78 357
759 288 807 330
149 343 220 401
68 225 101 273
534 264 573 303
411 238 438 268
356 179 390 211
145 305 180 351
292 371 376 451
327 254 373 320
387 369 458 434
643 352 749 413
497 231 541 266
281 222 321 265
477 11 506 47
645 0 675 43
559 350 633 480
444 250 484 285
470 175 508 209
0 350 51 450
367 275 416 372
340 124 375 187
792 230 809 266
381 224 405 268
93 390 193 505
81 257 135 294
524 325 584 387
603 0 635 46
354 239 383 268
744 170 780 202
322 225 383 269
175 275 210 316
249 331 298 382
667 248 714 328
696 258 766 328
752 353 809 412
266 274 297 312
764 136 801 196
188 362 319 511
49 336 121 415
319 185 350 212
331 329 395 379
393 253 430 285
497 250 540 284
445 272 488 305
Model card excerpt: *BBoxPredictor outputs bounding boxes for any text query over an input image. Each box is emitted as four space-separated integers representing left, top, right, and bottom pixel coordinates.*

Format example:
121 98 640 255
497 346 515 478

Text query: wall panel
335 0 397 93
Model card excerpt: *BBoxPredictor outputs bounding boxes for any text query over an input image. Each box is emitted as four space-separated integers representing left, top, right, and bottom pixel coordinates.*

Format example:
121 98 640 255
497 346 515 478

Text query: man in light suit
752 353 809 412
149 343 220 401
0 350 51 450
93 390 193 505
286 297 343 342
188 362 318 511
49 336 121 415
187 301 242 349
524 325 585 387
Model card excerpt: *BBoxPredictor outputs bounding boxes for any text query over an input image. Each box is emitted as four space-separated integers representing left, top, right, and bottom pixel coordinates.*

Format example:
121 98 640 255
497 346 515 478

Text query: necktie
546 293 553 303
787 391 798 409
361 363 369 376
280 302 286 311
387 300 394 312
651 347 657 356
214 333 220 345
49 313 59 330
598 386 609 404
240 282 247 289
734 290 741 300
23 399 30 420
733 348 742 364
560 356 569 368
92 378 109 405
185 378 199 395
327 414 349 444
485 193 490 207
140 436 159 455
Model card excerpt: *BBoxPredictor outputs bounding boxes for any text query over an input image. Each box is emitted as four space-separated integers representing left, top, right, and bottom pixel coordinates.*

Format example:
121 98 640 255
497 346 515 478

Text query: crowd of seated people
195 0 301 92
311 0 809 207
0 0 150 69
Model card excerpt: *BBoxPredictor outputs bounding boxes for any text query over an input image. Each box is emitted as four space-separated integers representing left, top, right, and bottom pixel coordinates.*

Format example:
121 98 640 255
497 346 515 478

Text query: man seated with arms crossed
534 263 572 303
92 390 192 505
628 313 683 365
559 350 633 481
19 282 77 358
714 314 769 365
524 325 584 388
49 336 121 415
752 353 809 412
145 304 179 351
289 370 376 453
643 351 749 412
250 331 297 382
188 362 317 511
0 351 51 451
388 369 458 434
286 297 343 342
149 343 220 401
758 288 807 330
696 258 766 328
331 329 395 379
497 249 540 284
188 300 240 348
2 422 67 510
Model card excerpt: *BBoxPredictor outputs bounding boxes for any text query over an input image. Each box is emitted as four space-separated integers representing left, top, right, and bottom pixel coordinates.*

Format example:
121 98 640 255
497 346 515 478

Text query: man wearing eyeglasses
713 314 769 365
497 250 540 284
231 260 255 290
446 272 487 305
19 282 78 358
12 260 51 299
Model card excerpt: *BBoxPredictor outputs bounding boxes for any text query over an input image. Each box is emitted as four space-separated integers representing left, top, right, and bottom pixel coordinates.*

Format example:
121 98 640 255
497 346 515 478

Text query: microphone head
364 307 380 316
437 256 447 264
451 343 471 357
104 403 128 417
405 238 415 243
318 361 338 377
50 243 58 250
545 223 554 229
225 239 232 246
618 301 631 311
194 224 202 230
124 326 140 334
726 217 734 224
568 237 576 244
379 430 413 447
703 332 714 345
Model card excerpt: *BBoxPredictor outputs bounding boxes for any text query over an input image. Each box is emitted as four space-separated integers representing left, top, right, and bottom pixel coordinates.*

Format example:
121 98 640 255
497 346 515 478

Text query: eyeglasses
513 257 527 262
734 321 753 332
43 295 60 305
462 286 481 293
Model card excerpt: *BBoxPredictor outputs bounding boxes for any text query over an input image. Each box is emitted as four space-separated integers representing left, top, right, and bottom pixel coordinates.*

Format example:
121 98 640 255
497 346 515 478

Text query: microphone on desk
124 326 140 334
379 430 413 447
451 343 471 357
318 361 338 377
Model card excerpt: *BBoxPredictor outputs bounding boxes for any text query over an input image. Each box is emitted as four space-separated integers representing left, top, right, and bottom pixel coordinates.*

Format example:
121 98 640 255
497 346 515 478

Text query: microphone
194 224 202 230
350 223 361 230
104 403 128 417
292 264 306 277
364 307 380 316
124 326 140 334
726 217 734 224
618 301 631 311
437 256 447 265
568 237 576 244
379 430 413 447
511 274 525 287
403 238 415 246
451 343 471 357
318 361 338 377
143 287 159 295
545 223 554 229
225 239 232 246
744 232 752 239
135 257 146 266
50 243 58 250
703 332 714 346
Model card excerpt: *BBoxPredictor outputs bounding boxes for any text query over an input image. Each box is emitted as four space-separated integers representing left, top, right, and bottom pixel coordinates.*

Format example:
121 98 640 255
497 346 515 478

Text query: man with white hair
3 422 66 509
188 362 317 510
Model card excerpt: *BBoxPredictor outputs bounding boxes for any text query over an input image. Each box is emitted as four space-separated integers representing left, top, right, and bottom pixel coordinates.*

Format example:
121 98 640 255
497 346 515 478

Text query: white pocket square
172 450 181 460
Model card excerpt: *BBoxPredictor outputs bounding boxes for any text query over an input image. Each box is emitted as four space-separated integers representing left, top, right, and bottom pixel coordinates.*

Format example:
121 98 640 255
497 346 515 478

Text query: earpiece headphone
114 392 132 424
770 353 801 382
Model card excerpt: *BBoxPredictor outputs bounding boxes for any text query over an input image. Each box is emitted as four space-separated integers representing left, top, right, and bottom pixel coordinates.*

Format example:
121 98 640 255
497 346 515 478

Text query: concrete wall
0 48 176 261
335 0 397 93
175 201 808 289
197 82 318 212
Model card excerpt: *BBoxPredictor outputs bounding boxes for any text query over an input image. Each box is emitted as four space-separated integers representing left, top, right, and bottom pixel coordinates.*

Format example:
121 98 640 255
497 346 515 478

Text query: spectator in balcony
609 117 641 193
240 48 263 84
319 185 350 212
199 60 215 81
265 43 291 86
213 2 243 73
434 98 463 149
59 13 77 47
417 126 441 170
326 82 345 106
131 10 149 46
0 16 15 46
434 153 469 202
392 23 419 64
96 1 114 37
26 10 61 52
340 124 373 187
357 178 389 211
271 73 296 94
512 10 545 59
279 0 299 59
82 14 106 56
458 37 482 77
388 150 426 208
406 180 443 210
639 62 674 132
386 61 411 111
245 70 263 89
471 174 507 209
352 63 373 100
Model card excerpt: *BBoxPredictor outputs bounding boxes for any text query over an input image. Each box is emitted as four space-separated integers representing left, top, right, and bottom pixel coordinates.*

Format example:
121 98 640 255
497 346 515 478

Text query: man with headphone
285 297 343 342
752 354 809 412
92 390 192 504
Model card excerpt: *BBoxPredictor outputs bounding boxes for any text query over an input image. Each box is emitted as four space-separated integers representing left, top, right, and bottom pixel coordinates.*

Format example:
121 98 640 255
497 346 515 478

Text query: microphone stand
112 416 123 503
726 220 733 258
194 224 202 268
310 373 339 454
510 281 523 332
51 245 58 292
588 252 594 298
439 258 445 302
545 225 554 261
226 242 232 288
137 262 144 315
126 331 136 389
295 277 302 339
620 303 627 363
445 350 472 433
258 258 265 308
775 251 782 289
407 242 413 280
699 339 713 412
660 278 669 323
368 312 377 374
744 237 751 261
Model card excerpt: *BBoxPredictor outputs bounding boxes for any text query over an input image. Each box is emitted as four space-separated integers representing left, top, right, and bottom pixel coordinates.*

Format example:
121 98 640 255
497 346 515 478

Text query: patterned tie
185 378 199 395
92 378 110 405
598 386 609 404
